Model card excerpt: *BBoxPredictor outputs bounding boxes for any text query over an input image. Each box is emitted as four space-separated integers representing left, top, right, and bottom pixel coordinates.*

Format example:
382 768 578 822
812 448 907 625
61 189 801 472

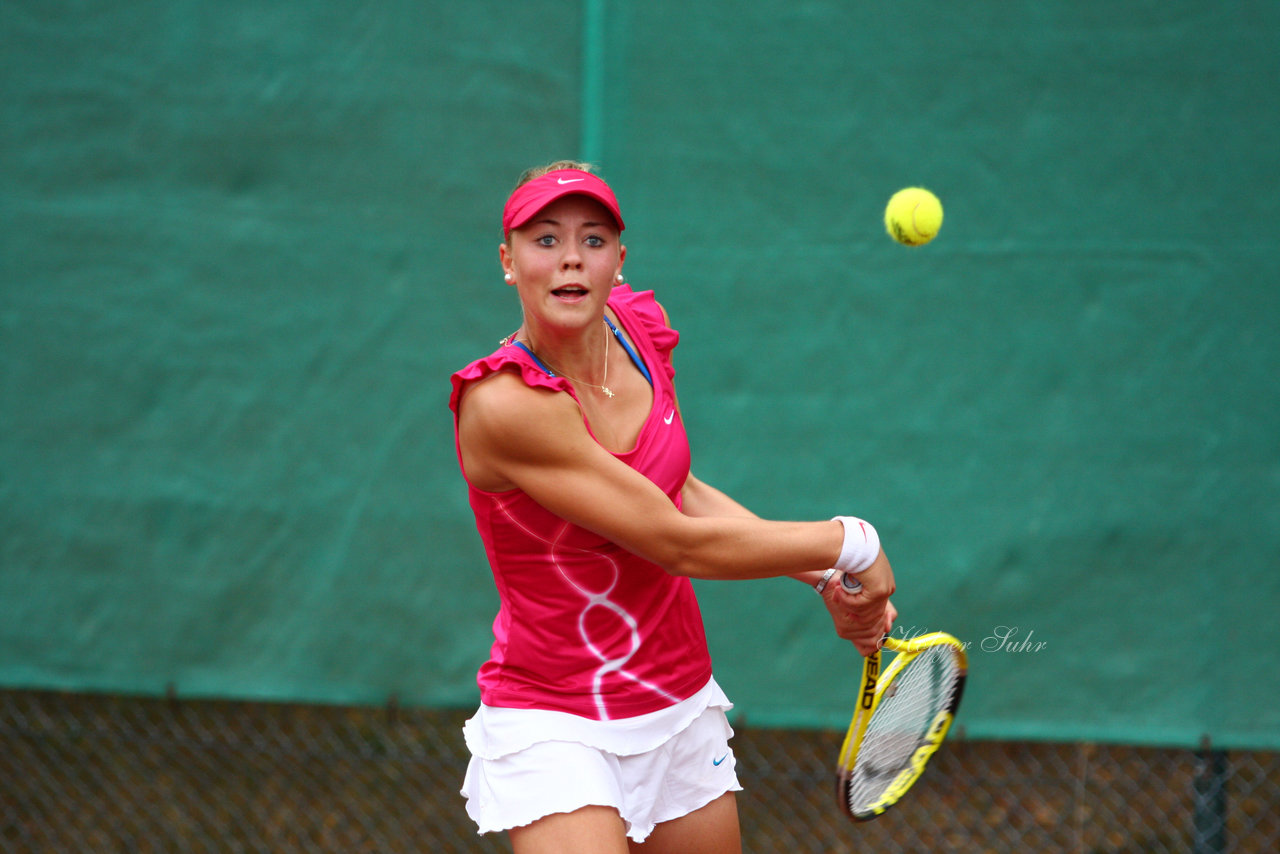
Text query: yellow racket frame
836 632 968 821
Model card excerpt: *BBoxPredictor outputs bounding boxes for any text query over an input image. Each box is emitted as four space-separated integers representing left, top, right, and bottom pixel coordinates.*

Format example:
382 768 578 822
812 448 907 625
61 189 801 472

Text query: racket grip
840 572 863 594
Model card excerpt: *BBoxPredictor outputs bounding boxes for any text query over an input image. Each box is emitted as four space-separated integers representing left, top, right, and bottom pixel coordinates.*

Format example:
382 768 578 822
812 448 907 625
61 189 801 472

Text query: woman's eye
585 235 605 247
536 235 556 246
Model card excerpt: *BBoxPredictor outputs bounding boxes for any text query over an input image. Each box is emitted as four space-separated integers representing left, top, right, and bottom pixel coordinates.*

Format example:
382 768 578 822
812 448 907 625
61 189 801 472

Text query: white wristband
831 516 881 575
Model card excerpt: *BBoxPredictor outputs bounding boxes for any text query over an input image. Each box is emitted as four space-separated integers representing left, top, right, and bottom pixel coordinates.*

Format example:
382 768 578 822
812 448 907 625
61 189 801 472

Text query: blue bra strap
512 340 553 376
512 318 653 387
604 315 653 386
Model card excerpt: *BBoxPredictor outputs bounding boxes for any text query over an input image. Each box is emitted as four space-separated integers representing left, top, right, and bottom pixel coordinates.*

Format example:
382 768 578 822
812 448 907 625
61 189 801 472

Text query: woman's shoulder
450 344 567 415
454 363 567 427
454 369 585 484
456 370 578 492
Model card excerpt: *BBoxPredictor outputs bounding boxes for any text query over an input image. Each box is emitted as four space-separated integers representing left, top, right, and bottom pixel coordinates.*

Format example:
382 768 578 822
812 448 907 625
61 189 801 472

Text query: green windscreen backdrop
3 1 1277 749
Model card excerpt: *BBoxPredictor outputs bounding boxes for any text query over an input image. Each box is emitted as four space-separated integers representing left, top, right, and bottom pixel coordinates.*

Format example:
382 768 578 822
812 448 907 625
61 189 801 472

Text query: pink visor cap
502 169 625 238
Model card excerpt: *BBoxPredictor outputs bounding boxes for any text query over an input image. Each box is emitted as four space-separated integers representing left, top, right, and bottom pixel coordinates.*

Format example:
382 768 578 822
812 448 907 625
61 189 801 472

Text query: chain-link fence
2 689 1276 853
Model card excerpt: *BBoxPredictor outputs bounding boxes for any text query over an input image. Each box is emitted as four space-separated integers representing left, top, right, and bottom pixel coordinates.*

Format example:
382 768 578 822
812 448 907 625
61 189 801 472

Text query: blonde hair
512 160 598 191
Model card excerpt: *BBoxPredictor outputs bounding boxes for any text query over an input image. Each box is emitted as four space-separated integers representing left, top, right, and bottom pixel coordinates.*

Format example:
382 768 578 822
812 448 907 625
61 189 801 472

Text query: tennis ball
884 187 943 246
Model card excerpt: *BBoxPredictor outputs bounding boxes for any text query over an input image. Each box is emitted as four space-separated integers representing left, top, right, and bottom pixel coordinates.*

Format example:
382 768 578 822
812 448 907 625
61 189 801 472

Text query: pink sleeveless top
449 286 714 721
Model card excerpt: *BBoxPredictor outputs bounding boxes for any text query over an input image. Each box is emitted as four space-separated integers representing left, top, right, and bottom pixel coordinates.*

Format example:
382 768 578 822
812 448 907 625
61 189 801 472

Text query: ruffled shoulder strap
608 284 679 382
449 342 575 418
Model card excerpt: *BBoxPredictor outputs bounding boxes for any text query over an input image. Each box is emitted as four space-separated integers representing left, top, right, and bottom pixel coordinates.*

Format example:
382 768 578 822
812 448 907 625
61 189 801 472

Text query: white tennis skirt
460 678 742 842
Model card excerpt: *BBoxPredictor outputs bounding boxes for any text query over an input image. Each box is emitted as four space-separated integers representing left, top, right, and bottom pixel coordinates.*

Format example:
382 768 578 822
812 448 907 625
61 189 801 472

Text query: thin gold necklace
508 319 615 398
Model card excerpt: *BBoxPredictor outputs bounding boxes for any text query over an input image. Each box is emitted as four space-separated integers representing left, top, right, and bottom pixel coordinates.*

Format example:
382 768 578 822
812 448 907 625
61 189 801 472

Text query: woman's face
501 194 624 334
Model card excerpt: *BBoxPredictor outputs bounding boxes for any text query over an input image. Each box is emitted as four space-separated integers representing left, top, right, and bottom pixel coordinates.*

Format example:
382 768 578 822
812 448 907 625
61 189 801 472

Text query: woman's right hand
822 550 896 656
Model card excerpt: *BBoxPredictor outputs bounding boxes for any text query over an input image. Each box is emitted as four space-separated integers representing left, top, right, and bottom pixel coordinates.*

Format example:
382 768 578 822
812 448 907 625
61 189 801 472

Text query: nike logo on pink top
450 287 713 720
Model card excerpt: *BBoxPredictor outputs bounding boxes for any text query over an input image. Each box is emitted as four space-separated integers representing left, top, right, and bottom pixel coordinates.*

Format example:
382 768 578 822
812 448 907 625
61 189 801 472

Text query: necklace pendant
602 386 615 398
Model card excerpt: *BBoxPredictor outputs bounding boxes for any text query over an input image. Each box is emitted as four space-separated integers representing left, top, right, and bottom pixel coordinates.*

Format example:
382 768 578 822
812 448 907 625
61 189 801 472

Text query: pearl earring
616 274 625 283
504 273 514 283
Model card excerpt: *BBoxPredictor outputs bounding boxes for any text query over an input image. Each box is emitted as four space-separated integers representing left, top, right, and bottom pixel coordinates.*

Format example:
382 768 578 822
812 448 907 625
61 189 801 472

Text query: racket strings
846 645 962 813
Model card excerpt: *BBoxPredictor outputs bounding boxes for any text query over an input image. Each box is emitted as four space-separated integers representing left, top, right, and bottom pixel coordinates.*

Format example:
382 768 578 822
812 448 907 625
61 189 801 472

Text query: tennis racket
835 572 967 821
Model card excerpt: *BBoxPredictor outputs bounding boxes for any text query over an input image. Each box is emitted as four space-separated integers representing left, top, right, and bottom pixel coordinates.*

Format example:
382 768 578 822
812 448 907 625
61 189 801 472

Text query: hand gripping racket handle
840 572 863 594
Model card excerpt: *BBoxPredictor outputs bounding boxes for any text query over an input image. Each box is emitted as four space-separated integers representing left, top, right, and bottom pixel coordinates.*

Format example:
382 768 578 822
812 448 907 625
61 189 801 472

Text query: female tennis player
450 161 898 854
